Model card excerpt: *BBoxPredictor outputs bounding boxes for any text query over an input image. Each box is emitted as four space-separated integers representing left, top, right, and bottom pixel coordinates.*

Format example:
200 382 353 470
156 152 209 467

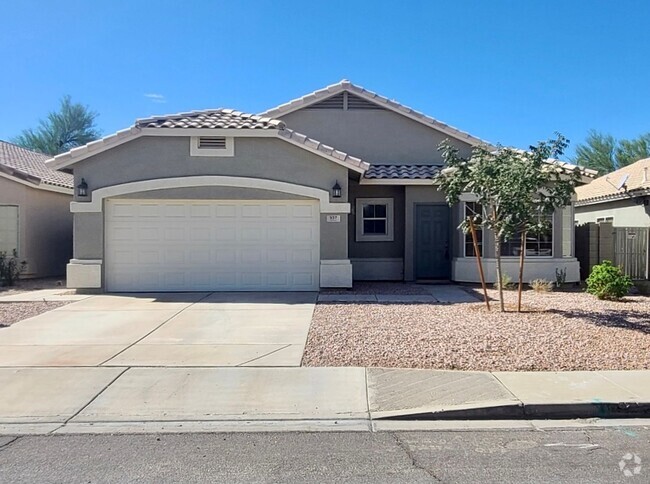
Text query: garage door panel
106 200 320 292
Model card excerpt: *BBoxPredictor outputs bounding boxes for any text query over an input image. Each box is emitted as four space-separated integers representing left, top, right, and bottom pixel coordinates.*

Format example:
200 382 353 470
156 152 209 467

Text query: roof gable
261 80 494 148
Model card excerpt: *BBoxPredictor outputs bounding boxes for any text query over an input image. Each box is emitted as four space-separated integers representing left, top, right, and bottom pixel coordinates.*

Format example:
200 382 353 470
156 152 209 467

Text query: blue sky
1 0 648 158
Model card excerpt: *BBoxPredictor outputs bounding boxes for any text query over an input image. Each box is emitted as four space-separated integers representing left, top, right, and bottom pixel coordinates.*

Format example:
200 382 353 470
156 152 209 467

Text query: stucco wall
278 108 474 165
346 182 405 280
575 199 650 227
348 182 405 259
73 136 349 199
0 176 72 278
70 136 353 288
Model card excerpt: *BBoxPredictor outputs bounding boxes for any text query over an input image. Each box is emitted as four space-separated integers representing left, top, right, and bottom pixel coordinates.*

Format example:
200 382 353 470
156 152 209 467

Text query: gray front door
415 204 451 280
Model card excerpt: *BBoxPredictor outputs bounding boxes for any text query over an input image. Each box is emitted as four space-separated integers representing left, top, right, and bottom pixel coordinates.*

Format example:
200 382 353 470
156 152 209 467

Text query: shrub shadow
548 308 650 335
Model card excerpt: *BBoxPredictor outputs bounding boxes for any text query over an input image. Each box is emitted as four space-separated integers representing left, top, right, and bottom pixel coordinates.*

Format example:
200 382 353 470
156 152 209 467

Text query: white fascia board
277 135 367 174
359 178 434 186
0 171 73 195
47 128 143 170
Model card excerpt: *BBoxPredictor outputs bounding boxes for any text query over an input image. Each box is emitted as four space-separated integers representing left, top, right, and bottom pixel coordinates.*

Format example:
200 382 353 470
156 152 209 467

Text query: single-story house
575 157 650 227
47 80 591 292
0 140 73 279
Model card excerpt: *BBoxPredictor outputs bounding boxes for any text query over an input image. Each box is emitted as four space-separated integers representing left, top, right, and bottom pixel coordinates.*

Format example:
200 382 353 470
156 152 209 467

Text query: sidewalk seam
237 344 292 367
62 367 130 425
491 372 525 407
98 292 215 365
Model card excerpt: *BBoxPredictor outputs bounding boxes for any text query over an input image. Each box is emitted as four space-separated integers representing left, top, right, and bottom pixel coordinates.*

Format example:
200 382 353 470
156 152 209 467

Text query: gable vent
307 92 345 110
346 93 384 110
198 136 227 149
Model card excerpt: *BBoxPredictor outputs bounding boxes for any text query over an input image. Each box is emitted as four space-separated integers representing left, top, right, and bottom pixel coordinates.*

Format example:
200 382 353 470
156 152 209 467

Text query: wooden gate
614 227 649 280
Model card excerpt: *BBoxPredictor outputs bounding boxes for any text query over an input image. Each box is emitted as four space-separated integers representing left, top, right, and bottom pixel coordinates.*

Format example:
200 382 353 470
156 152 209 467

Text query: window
355 198 394 242
596 217 613 223
501 212 554 257
0 206 19 255
464 202 483 257
190 136 234 157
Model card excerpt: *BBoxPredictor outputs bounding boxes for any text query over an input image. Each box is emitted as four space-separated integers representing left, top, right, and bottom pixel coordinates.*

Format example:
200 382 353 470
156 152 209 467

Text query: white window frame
501 211 555 258
0 205 19 256
355 198 394 242
190 136 234 157
462 202 485 258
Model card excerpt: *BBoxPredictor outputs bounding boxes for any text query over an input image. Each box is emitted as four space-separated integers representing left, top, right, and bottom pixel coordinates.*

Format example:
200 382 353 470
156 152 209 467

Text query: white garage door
105 199 320 292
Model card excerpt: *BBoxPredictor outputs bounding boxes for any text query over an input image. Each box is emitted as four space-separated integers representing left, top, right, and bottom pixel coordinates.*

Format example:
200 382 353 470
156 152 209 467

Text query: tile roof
48 109 371 173
576 157 650 205
0 140 73 189
261 80 495 148
364 164 440 180
136 108 285 130
278 128 369 171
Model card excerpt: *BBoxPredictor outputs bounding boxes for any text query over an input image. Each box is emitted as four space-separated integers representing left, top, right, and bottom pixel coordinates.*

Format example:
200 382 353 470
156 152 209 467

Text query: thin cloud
144 93 166 103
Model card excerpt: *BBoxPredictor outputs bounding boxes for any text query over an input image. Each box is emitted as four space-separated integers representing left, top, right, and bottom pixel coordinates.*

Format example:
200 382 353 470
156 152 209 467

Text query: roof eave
575 188 650 207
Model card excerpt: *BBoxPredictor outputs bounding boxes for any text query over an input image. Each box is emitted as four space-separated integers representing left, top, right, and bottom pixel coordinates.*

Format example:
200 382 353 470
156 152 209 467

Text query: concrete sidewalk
1 366 649 434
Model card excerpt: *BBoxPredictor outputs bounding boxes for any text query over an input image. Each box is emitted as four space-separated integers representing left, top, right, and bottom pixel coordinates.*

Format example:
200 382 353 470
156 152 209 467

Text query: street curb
375 402 650 421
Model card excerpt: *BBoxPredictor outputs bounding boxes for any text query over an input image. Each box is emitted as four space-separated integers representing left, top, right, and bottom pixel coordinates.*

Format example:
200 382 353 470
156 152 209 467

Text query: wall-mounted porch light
332 180 342 198
77 178 88 197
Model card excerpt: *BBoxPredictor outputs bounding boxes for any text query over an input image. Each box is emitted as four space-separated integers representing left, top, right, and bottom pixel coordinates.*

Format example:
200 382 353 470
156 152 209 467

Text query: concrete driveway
0 292 317 367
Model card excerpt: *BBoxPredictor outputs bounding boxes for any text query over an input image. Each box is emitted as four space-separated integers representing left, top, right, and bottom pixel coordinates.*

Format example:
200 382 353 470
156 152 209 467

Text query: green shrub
530 278 553 293
494 273 514 291
585 260 633 300
0 250 25 287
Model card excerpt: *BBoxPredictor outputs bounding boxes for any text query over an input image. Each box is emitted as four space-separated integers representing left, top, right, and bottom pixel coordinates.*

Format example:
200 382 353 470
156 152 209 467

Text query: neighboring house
0 140 73 279
47 80 591 292
575 157 650 282
575 157 650 227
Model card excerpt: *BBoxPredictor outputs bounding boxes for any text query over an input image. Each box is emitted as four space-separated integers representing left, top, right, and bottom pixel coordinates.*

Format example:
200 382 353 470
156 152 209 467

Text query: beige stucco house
47 81 591 292
0 141 73 279
575 157 650 227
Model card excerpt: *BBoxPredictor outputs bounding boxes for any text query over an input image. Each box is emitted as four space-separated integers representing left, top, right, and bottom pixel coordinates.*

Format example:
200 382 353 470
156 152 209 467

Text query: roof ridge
135 108 285 127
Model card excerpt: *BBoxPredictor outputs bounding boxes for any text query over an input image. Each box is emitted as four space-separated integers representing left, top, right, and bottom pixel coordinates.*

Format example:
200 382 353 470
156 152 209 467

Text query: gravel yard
0 302 69 327
0 277 65 296
303 285 650 371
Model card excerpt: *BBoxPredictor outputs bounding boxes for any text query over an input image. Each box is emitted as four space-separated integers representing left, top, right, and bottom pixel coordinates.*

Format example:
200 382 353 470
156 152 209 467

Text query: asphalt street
0 427 648 483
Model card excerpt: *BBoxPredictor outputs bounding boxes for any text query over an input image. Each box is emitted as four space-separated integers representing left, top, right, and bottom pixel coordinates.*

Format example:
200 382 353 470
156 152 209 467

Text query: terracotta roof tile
364 164 440 180
136 108 285 130
576 157 650 205
0 140 73 189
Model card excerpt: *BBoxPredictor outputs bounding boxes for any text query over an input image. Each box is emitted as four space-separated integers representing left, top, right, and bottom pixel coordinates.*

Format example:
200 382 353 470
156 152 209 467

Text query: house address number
326 215 341 223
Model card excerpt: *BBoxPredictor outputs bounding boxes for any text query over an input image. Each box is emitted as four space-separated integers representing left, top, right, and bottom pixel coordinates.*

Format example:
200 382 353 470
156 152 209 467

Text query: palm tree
13 96 100 156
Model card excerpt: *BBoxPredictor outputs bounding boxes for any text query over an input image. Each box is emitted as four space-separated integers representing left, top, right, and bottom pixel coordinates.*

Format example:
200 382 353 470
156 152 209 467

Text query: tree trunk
494 235 505 312
469 217 490 310
517 230 526 312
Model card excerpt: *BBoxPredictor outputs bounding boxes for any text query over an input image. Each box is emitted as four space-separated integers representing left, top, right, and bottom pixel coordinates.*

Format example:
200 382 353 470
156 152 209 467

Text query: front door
415 204 451 280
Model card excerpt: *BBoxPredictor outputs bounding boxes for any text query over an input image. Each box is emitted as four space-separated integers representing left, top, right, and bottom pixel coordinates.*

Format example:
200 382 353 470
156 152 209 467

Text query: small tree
437 134 581 312
13 95 100 156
